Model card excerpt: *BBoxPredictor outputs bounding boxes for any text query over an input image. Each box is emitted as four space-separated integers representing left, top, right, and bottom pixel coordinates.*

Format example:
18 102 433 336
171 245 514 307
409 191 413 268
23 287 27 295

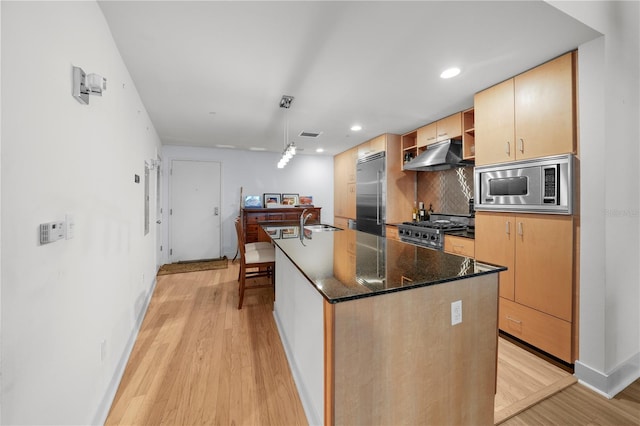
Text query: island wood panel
327 274 499 425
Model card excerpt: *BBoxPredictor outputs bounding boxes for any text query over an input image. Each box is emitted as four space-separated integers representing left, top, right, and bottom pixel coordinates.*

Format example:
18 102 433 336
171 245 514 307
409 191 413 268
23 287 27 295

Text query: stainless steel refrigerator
356 152 386 236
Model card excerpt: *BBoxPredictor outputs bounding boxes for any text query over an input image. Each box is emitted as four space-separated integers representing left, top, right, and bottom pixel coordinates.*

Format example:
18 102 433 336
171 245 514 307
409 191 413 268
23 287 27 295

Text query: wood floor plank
106 263 639 426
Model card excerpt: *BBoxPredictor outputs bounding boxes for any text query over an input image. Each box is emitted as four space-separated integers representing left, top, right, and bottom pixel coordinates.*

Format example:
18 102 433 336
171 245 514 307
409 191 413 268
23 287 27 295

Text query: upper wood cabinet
436 112 462 142
475 51 576 166
335 134 414 224
357 134 386 159
416 122 437 147
334 147 357 219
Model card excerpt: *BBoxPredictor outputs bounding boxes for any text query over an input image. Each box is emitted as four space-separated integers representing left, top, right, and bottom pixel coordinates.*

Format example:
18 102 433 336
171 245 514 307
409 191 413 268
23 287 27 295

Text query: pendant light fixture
277 95 296 169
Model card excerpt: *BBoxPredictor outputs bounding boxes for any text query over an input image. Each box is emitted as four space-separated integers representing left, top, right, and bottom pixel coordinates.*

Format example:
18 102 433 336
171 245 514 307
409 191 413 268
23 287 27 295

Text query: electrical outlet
451 300 462 325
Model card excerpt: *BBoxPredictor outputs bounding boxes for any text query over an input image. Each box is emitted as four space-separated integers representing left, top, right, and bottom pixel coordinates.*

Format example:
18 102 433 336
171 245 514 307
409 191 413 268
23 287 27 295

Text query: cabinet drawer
499 297 572 363
444 235 475 257
246 214 267 224
385 225 400 241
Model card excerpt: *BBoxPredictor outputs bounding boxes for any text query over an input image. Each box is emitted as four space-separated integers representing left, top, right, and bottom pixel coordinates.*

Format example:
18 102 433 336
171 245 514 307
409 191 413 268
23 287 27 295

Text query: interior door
155 156 163 270
169 160 222 262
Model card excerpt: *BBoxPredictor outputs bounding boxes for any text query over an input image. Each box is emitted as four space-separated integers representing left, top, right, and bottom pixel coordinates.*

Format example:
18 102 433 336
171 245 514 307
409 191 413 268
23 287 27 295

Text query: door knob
156 220 162 224
214 207 219 216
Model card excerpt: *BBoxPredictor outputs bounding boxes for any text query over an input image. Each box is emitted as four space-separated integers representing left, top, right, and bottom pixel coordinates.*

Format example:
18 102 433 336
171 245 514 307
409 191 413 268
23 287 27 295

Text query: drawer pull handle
505 221 511 235
518 222 523 236
506 316 522 325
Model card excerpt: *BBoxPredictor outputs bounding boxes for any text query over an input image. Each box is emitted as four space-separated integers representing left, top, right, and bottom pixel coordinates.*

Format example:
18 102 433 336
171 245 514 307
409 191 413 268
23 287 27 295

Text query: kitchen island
263 224 505 426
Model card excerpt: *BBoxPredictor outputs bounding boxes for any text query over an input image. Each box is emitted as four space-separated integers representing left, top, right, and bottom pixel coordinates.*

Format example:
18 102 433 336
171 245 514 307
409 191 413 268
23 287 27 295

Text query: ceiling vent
299 131 323 138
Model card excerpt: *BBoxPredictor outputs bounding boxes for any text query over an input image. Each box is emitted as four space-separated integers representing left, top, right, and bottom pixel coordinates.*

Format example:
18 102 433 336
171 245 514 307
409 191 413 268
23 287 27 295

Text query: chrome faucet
300 209 313 228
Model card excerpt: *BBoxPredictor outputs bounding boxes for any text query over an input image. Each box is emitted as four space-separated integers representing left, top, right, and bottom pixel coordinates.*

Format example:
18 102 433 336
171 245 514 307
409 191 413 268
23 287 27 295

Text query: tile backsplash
416 166 474 215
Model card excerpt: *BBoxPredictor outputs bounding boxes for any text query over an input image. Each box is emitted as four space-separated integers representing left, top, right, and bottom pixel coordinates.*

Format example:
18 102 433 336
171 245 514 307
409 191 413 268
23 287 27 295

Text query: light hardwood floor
106 264 640 425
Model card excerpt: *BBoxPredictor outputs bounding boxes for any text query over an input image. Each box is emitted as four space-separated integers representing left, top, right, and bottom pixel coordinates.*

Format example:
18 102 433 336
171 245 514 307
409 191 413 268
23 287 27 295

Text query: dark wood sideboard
242 207 322 243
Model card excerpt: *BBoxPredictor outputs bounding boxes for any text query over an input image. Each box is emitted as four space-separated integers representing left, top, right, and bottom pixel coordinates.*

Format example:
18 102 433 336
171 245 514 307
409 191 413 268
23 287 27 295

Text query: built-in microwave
474 154 574 214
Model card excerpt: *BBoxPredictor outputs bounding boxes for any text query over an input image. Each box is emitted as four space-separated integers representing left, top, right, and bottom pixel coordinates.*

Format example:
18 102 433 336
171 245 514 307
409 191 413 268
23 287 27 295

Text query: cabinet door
358 135 386 159
474 79 515 165
474 212 515 300
417 122 437 147
347 147 358 183
514 52 575 160
346 183 356 219
436 112 462 142
334 151 348 217
514 215 573 322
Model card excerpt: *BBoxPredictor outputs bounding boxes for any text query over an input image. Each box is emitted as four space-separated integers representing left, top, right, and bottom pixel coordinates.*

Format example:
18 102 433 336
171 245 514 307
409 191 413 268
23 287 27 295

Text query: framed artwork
281 226 299 239
298 195 313 206
243 195 262 208
281 193 299 206
263 193 281 207
265 228 281 239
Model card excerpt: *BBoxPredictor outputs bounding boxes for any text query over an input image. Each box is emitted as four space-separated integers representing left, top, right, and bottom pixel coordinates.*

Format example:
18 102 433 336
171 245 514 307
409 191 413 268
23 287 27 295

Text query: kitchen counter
262 223 500 304
265 222 505 425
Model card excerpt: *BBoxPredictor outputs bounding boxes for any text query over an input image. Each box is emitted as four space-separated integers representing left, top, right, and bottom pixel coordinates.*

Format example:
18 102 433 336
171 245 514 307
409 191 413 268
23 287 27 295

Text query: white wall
549 0 640 396
161 145 334 262
1 2 161 424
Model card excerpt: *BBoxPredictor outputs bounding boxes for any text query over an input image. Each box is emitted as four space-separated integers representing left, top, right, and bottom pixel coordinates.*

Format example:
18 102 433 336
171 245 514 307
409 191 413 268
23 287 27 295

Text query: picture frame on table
281 226 299 238
263 193 281 207
281 193 299 206
298 195 313 206
243 195 262 208
265 228 281 239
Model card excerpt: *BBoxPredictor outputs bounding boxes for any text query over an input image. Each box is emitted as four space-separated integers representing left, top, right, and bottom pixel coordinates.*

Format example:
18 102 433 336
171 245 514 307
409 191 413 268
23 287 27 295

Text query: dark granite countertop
261 223 504 304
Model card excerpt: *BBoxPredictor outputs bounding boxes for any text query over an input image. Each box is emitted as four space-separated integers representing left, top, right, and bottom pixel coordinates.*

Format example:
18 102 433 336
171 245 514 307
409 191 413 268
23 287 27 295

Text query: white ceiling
98 1 600 156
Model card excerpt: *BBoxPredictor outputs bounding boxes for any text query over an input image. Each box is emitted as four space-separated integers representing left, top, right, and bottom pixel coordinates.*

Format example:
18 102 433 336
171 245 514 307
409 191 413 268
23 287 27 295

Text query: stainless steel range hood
403 139 472 171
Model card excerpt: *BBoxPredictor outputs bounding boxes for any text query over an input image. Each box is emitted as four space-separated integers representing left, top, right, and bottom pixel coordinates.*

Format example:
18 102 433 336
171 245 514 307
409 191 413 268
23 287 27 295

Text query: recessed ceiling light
351 125 362 131
440 67 461 79
216 144 234 149
249 147 267 151
316 148 324 153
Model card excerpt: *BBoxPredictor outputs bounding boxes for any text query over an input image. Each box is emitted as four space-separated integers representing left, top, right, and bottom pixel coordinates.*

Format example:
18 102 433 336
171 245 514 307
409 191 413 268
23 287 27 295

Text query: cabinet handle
505 221 510 235
506 316 522 325
518 138 524 153
505 141 511 156
438 132 447 137
518 222 523 236
427 136 436 141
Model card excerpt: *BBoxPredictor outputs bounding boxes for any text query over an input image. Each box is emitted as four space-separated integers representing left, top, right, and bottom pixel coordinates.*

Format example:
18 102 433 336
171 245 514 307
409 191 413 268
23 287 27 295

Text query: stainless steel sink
304 224 343 232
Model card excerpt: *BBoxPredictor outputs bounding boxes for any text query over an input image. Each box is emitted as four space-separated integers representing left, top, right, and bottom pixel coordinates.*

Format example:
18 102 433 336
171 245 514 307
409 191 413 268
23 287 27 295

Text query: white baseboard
575 351 640 398
92 277 158 425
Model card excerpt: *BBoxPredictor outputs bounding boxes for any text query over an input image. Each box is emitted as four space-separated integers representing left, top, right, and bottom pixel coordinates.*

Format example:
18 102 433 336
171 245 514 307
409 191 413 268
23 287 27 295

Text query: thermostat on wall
40 221 65 244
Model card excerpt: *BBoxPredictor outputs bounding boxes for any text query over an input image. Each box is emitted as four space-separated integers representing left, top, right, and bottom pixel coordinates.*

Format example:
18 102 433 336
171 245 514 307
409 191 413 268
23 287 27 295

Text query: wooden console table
242 207 321 243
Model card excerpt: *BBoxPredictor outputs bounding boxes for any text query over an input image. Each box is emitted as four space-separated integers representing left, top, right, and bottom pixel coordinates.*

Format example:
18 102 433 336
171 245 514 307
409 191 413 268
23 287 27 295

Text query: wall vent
299 131 323 138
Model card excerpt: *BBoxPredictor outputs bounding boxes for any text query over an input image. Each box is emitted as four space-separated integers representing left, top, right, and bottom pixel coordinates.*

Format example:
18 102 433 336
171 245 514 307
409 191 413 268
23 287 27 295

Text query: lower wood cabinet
499 297 572 363
443 235 475 258
475 212 575 363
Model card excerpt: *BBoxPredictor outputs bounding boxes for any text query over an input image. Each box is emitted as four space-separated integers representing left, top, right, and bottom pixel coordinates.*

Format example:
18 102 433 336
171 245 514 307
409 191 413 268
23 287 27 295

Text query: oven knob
430 235 437 240
399 229 405 235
